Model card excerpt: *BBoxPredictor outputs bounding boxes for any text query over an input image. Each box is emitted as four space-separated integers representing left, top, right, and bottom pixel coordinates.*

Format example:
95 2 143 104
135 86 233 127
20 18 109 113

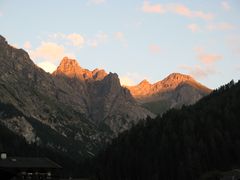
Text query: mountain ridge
126 72 211 114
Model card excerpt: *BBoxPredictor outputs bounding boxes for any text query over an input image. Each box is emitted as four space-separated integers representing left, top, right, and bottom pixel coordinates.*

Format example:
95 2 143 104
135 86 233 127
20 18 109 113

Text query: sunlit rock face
53 57 155 134
126 73 211 114
53 57 108 81
0 33 154 155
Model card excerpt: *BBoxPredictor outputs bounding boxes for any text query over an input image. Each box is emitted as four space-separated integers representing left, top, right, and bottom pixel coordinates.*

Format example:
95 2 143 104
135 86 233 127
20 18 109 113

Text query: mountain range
0 34 212 176
127 73 211 114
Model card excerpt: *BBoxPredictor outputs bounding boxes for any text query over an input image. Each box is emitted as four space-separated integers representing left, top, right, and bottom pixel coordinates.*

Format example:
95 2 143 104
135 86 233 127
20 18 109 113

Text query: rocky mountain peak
163 73 193 82
139 79 151 86
53 57 108 81
92 68 108 81
126 72 211 105
161 73 194 88
56 57 81 74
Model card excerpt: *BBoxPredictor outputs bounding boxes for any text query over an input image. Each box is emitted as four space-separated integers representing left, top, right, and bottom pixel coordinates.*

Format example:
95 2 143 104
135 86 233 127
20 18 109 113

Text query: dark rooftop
0 157 61 169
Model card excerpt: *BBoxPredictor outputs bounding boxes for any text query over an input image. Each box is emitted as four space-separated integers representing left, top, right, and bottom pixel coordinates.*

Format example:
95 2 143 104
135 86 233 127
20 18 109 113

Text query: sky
0 0 240 89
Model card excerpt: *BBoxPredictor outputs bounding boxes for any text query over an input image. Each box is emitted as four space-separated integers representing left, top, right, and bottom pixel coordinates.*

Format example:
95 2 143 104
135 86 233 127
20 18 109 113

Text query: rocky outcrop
53 57 154 134
53 57 108 81
0 35 106 157
0 34 153 155
126 73 211 114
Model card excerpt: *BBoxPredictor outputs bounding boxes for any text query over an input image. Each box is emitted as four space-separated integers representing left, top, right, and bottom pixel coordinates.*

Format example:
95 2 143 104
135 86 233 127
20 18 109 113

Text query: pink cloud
227 35 240 56
87 32 108 48
115 32 124 40
142 1 214 20
23 41 31 49
221 1 231 11
50 33 85 47
142 1 165 13
149 44 161 54
115 32 128 47
195 47 223 65
187 23 201 32
88 0 106 5
207 22 235 31
198 54 222 65
180 65 216 79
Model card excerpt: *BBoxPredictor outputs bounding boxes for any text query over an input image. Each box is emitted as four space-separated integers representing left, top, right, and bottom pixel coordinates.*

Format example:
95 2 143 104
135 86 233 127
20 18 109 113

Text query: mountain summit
126 73 211 114
53 57 154 134
53 57 107 81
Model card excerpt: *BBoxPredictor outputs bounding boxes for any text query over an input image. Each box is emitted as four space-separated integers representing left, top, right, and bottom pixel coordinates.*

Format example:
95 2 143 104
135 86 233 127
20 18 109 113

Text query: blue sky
0 0 240 88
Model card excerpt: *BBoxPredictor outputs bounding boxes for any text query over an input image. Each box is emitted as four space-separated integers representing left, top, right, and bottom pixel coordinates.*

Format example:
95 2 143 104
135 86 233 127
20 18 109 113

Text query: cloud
142 1 165 13
30 41 75 62
50 33 85 47
180 65 216 79
120 73 149 86
115 32 124 41
88 32 108 48
195 47 223 65
23 41 31 49
187 23 201 32
88 0 106 5
180 48 222 79
66 33 85 47
114 32 128 47
226 35 240 56
207 22 235 31
187 22 235 32
37 61 57 73
221 1 231 11
0 11 3 17
198 54 222 65
142 1 214 20
149 44 161 54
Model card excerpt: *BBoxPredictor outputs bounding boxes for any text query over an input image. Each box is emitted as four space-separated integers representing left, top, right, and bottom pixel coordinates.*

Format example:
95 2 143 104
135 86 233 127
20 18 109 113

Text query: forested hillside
94 80 240 180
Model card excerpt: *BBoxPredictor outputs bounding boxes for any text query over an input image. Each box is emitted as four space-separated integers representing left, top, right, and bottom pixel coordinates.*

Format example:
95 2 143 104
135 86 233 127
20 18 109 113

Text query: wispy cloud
115 32 124 41
88 32 108 48
114 32 128 47
207 22 235 31
198 54 222 65
221 1 231 11
88 0 106 5
187 23 201 32
50 33 85 48
180 47 222 79
37 61 57 73
142 1 214 20
0 11 3 17
187 22 235 32
23 41 31 49
227 35 240 56
149 44 161 54
180 65 216 79
142 1 165 13
195 47 223 65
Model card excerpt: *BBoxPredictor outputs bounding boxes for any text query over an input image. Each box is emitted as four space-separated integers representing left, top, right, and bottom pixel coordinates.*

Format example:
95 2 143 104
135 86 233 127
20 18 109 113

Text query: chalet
0 153 61 180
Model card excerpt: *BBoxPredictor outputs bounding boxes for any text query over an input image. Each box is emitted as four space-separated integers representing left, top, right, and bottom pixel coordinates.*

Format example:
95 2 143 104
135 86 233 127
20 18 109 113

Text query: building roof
0 157 61 169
